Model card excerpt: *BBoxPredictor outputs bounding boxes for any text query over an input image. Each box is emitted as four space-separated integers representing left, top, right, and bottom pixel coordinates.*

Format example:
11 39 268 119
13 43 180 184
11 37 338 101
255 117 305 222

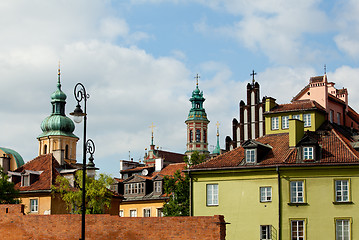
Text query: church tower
185 74 210 156
37 66 79 164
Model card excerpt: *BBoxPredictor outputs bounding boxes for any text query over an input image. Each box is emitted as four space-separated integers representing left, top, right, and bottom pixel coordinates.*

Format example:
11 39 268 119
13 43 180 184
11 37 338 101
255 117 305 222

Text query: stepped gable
266 99 326 114
191 123 359 170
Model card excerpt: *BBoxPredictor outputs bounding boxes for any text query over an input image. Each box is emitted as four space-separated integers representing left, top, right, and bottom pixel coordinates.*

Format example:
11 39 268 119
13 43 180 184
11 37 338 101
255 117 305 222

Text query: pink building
292 75 359 130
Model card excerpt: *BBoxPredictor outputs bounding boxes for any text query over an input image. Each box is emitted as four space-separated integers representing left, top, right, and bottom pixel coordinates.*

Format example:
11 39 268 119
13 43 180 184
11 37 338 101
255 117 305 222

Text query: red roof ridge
331 128 359 159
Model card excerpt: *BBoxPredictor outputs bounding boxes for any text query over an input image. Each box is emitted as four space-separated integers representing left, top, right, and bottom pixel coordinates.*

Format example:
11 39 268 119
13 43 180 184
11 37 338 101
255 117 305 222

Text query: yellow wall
191 166 359 240
38 136 78 164
265 111 325 135
120 200 165 217
20 193 69 215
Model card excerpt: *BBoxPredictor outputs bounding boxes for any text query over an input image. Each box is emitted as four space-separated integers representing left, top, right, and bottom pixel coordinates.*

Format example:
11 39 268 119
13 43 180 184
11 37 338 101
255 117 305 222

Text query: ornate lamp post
70 82 92 240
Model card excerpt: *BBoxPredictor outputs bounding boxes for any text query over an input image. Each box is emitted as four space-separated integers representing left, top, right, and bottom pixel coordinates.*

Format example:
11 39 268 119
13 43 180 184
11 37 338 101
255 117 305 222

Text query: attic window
303 146 314 160
21 174 30 187
246 149 256 163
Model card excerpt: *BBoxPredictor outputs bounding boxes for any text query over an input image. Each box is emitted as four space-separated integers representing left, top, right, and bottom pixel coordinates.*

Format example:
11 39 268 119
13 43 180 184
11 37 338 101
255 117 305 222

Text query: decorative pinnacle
324 64 327 75
57 61 61 88
149 122 156 146
250 70 257 85
194 73 200 87
216 121 220 136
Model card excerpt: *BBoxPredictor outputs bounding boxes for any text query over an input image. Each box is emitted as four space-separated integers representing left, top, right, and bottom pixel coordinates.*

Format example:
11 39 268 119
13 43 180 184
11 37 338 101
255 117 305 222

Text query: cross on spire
324 64 327 75
194 73 200 86
250 70 256 85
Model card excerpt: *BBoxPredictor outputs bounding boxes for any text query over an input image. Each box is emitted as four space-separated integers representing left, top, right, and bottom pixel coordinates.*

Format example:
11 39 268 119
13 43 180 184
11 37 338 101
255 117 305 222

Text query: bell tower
37 65 79 164
185 74 210 156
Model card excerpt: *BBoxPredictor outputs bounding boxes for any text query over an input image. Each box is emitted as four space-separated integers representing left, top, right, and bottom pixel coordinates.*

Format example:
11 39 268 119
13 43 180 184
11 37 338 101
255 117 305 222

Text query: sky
1 0 359 177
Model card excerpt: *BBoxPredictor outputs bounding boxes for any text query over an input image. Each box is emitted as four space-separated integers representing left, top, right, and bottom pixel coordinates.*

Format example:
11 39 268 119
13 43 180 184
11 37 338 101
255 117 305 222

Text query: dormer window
22 174 30 187
246 149 256 163
154 181 162 193
303 146 314 160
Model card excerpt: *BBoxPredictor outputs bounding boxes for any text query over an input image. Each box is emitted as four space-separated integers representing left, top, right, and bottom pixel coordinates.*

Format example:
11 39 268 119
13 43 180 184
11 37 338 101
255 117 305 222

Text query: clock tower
185 74 210 156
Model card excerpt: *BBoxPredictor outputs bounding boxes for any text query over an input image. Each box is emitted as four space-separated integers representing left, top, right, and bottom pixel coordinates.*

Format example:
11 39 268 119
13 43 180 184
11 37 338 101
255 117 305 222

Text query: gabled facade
189 121 359 240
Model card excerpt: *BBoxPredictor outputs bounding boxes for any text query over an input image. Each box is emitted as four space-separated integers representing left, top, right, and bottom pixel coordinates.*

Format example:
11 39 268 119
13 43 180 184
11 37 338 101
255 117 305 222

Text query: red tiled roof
13 154 76 192
157 162 186 177
120 166 152 173
190 123 359 170
347 106 359 124
266 99 326 114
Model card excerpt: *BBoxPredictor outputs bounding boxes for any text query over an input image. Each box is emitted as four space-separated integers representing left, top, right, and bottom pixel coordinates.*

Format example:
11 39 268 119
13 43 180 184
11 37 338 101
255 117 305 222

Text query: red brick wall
0 205 226 240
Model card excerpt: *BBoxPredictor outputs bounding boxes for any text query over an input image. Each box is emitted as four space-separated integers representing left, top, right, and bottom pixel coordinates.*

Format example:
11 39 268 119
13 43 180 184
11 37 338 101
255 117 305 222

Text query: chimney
53 149 65 165
155 158 163 172
289 119 304 147
265 97 277 112
0 154 10 174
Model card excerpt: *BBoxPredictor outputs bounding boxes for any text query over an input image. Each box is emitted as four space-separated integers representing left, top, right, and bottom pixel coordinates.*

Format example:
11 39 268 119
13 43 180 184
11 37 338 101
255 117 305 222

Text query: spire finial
194 73 200 87
149 122 156 146
216 121 220 136
250 70 257 85
324 64 327 75
57 61 61 88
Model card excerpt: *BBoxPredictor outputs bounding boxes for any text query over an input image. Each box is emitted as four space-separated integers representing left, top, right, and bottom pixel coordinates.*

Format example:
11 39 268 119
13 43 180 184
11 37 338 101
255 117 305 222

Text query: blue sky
1 0 359 176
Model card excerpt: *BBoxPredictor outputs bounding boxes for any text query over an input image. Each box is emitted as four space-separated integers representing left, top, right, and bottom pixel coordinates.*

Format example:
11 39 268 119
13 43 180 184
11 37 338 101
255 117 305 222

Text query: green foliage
52 171 113 214
0 168 20 204
162 170 190 216
183 151 208 167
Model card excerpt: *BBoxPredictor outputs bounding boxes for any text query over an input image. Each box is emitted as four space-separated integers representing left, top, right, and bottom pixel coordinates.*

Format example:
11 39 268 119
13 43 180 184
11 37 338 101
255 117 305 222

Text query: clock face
142 169 148 176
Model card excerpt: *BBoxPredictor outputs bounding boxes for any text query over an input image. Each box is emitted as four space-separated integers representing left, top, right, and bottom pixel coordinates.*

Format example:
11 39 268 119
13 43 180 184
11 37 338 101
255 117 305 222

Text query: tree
183 151 208 167
0 168 20 204
52 171 113 214
162 170 190 216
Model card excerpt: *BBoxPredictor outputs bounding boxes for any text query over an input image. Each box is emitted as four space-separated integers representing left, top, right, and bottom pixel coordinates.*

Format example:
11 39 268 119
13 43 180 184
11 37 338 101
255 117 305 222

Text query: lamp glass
73 115 83 124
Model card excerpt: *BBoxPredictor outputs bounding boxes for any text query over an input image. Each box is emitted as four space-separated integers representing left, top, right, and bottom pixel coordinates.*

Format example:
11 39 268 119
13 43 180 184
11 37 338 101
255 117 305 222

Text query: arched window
196 129 201 142
44 144 47 154
189 130 193 143
203 130 207 143
65 145 69 159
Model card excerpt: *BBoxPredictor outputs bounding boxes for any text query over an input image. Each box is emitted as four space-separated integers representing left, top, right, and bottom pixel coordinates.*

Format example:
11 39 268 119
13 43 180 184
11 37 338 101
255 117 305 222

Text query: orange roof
190 123 359 170
265 99 326 114
157 162 186 177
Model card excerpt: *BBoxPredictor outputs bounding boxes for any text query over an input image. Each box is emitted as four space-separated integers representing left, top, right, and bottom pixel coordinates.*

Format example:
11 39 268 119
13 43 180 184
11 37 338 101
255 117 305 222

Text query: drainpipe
189 171 192 216
276 166 281 240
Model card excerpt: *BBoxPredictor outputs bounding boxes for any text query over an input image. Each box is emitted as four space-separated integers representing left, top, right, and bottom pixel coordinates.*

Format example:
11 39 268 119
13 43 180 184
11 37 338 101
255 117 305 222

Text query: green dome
186 84 209 122
51 82 67 102
39 115 76 138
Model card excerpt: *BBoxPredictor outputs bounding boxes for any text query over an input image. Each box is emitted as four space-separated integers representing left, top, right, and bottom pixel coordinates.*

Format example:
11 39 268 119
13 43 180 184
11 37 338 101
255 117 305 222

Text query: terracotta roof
347 106 359 124
120 166 152 173
265 99 326 114
310 76 324 83
12 154 76 192
157 162 186 177
190 123 359 170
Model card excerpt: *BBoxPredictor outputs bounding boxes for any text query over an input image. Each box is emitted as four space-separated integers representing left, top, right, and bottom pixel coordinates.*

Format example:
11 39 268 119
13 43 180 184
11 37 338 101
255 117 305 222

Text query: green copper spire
213 121 221 154
38 66 78 139
185 74 209 122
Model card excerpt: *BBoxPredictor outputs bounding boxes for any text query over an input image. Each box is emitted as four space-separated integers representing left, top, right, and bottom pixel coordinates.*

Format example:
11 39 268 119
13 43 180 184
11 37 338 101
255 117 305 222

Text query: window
335 180 349 202
30 199 38 213
303 147 314 160
260 187 272 202
290 181 304 203
154 181 162 193
189 130 193 143
65 145 69 159
246 149 256 163
157 208 164 217
125 184 129 194
271 117 279 130
130 209 137 217
336 219 350 240
203 130 207 143
206 184 218 206
44 144 47 154
22 174 30 187
282 116 289 129
330 110 334 123
292 114 300 120
119 210 124 217
303 114 311 127
143 208 151 217
337 112 341 125
260 225 272 240
291 220 305 240
196 129 201 142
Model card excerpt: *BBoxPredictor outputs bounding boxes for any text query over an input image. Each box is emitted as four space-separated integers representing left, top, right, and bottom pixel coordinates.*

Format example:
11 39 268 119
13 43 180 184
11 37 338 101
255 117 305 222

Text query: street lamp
70 82 90 240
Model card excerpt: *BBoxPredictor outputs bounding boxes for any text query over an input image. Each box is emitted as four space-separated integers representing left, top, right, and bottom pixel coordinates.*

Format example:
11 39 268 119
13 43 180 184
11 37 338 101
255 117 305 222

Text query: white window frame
292 114 300 120
154 181 162 193
143 208 151 217
260 187 272 202
290 181 304 203
336 219 351 240
291 220 305 240
271 117 279 130
21 174 30 187
282 116 289 129
30 199 38 213
260 225 272 240
246 149 256 163
130 209 137 217
156 208 164 217
303 114 311 127
335 180 349 202
206 184 218 206
119 210 124 217
303 146 314 160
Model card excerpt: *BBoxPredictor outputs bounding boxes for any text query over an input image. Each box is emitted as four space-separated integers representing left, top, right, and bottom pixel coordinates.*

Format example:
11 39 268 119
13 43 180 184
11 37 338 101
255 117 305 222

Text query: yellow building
0 147 24 173
189 121 359 240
